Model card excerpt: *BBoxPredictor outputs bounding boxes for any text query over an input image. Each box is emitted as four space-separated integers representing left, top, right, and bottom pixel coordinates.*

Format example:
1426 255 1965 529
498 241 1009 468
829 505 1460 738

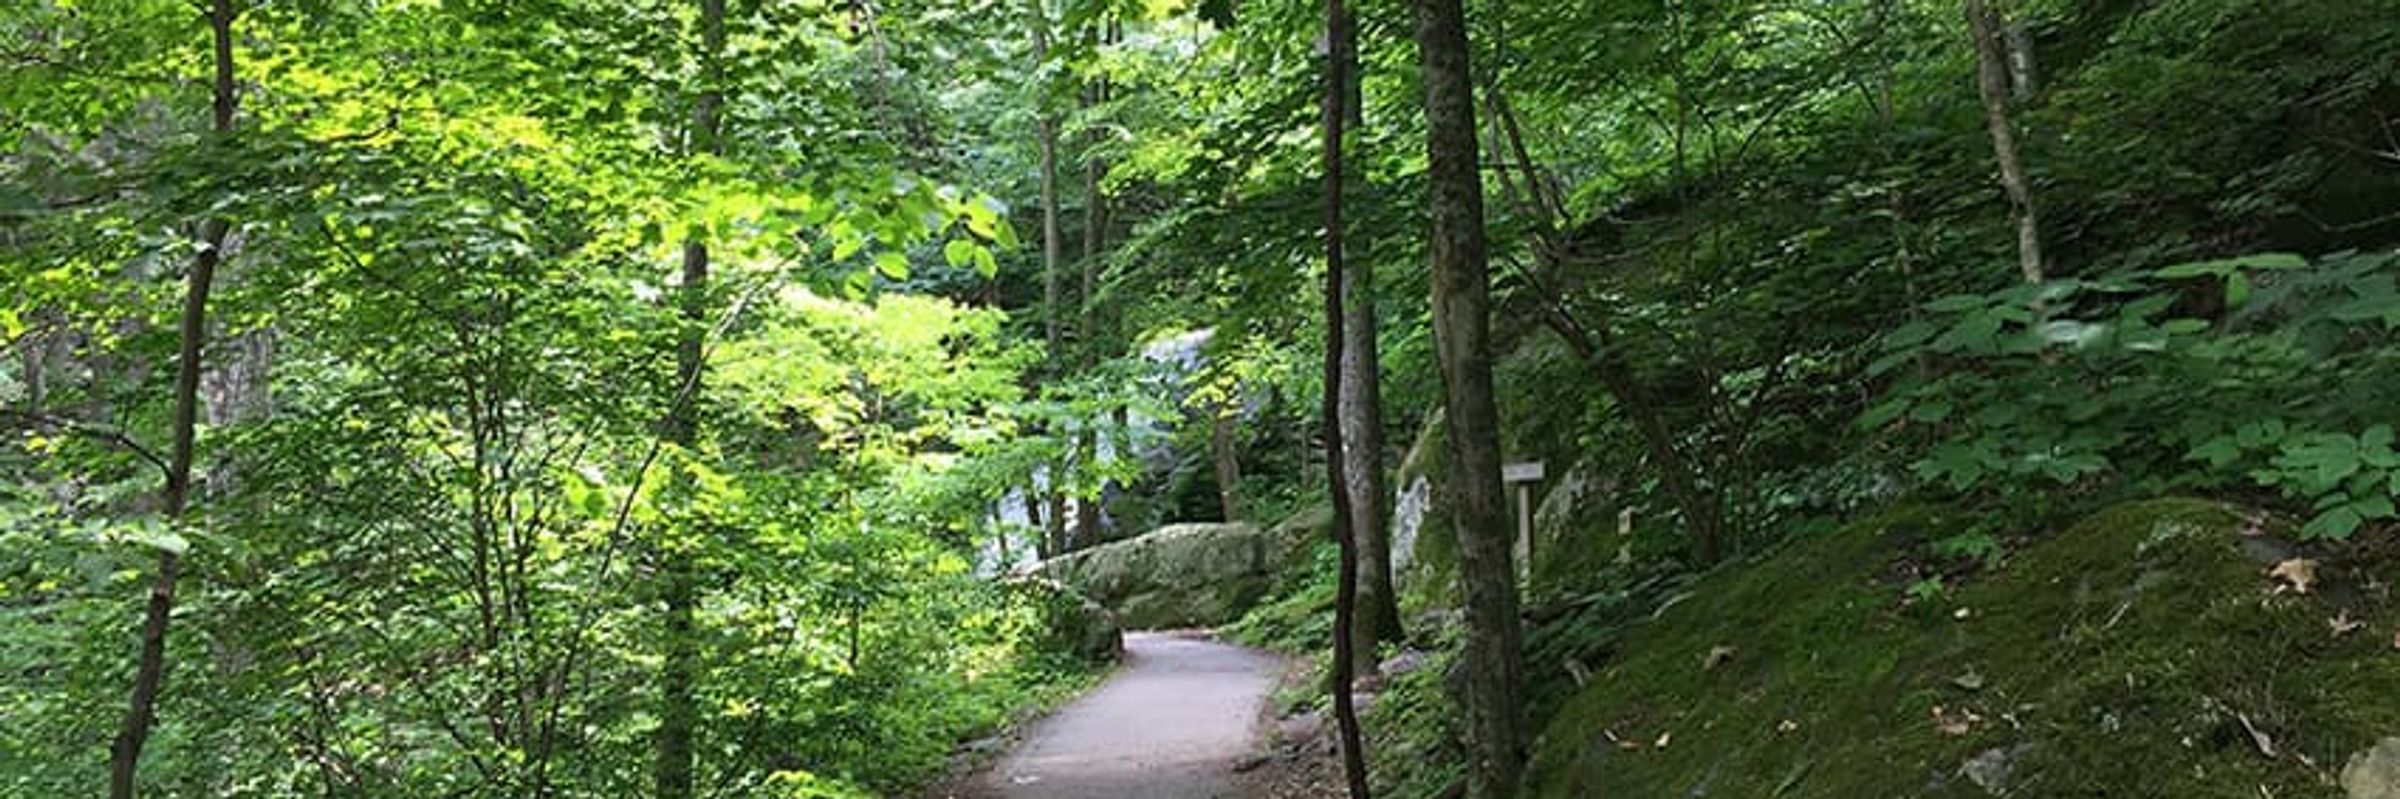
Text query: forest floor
955 631 1285 799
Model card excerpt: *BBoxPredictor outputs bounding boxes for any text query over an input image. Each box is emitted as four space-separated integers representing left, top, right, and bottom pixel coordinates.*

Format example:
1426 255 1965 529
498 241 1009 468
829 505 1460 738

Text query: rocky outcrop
1037 522 1307 630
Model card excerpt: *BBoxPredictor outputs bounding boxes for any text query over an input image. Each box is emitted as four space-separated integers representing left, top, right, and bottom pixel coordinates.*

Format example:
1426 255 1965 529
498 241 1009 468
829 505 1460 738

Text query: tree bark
657 0 724 795
1334 6 1401 673
1032 0 1064 360
1072 20 1110 546
1210 406 1244 522
110 3 235 795
1410 0 1527 794
1965 0 2046 285
1321 0 1371 793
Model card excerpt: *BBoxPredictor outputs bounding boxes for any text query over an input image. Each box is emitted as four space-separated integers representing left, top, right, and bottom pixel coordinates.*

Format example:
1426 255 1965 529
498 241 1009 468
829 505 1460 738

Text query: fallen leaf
1952 671 1987 692
1654 731 1673 749
2269 558 2320 594
1703 645 1737 672
2330 610 2365 637
1776 719 1799 734
1932 705 1981 736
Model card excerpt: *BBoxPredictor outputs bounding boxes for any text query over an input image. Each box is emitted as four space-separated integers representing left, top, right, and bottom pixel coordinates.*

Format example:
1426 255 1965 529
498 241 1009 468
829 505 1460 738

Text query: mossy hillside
1526 498 2400 798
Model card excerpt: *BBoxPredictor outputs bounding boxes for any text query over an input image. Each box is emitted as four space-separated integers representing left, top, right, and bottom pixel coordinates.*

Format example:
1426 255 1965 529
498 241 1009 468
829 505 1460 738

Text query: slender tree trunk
1032 0 1063 359
1030 0 1073 552
1072 22 1110 547
1211 407 1244 522
1321 1 1371 794
1481 79 1725 564
1045 491 1069 554
1410 0 1526 794
1965 0 2045 285
110 4 235 795
657 1 724 794
1334 6 1401 672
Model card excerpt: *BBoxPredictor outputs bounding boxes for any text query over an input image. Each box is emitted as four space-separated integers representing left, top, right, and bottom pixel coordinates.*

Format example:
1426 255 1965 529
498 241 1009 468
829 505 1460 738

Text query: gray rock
2346 737 2400 799
1036 522 1289 629
1959 744 2032 796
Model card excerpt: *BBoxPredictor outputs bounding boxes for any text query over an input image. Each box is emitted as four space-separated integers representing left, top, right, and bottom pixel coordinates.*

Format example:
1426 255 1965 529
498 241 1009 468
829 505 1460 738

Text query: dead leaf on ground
1932 705 1981 736
2330 610 2365 637
1654 731 1673 749
2268 558 2320 595
1776 719 1799 734
1951 671 1986 692
1703 645 1737 672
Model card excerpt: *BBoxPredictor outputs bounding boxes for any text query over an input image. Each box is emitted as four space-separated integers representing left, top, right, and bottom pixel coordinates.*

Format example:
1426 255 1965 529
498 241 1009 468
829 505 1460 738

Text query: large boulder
1036 522 1283 630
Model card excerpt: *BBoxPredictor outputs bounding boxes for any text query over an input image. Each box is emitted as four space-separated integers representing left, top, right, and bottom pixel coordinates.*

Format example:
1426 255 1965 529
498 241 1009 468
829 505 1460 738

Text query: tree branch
0 408 172 480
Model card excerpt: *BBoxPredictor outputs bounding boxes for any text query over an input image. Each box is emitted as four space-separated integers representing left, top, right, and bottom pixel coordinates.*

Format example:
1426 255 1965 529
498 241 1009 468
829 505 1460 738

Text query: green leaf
2353 494 2396 521
1925 293 1988 313
1858 397 1909 428
874 251 911 280
2302 506 2363 540
942 239 977 269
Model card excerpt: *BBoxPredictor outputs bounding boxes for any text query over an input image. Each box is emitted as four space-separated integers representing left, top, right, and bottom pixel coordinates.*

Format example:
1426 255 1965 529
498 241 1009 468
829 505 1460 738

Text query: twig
0 408 171 479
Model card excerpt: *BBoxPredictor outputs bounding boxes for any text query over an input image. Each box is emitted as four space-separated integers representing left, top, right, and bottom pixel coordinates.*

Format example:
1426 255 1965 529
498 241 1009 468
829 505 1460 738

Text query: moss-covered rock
1394 411 1460 614
1037 522 1283 629
1526 498 2400 798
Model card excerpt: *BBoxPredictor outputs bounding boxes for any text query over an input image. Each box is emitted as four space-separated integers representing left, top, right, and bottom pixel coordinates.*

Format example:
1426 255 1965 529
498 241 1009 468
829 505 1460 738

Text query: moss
1527 498 2400 799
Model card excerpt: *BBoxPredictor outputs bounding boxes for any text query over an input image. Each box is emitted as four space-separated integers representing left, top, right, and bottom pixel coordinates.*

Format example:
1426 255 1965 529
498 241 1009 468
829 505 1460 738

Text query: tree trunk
1211 407 1244 522
657 0 724 795
1334 7 1401 673
1965 0 2046 285
110 4 235 795
1032 0 1063 361
1410 0 1527 794
1072 22 1110 547
1321 1 1371 794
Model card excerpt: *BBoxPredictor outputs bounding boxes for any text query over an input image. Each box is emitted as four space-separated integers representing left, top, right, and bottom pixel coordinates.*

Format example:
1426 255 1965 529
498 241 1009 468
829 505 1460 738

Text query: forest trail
976 632 1282 799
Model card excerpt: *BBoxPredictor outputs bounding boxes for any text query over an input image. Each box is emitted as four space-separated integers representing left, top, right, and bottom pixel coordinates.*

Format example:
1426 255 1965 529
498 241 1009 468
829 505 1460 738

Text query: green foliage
1864 250 2400 538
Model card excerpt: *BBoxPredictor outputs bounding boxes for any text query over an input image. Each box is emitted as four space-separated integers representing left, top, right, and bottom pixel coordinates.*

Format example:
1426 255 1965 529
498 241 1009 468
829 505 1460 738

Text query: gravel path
978 631 1282 799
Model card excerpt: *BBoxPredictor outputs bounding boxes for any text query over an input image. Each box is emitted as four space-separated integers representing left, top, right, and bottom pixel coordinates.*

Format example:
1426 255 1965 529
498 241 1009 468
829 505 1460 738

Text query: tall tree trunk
1072 21 1110 547
1032 0 1063 360
657 0 724 795
1030 0 1072 552
1321 1 1371 794
1210 406 1244 522
1965 0 2046 285
1410 0 1527 794
1334 6 1401 673
110 4 236 795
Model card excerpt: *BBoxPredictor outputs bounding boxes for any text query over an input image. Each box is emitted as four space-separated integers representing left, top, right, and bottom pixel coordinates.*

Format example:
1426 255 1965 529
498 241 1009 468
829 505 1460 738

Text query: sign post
1502 461 1546 582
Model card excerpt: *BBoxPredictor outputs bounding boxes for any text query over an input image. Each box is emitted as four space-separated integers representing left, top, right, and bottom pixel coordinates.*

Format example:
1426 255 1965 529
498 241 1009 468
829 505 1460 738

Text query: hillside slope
1526 499 2400 798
